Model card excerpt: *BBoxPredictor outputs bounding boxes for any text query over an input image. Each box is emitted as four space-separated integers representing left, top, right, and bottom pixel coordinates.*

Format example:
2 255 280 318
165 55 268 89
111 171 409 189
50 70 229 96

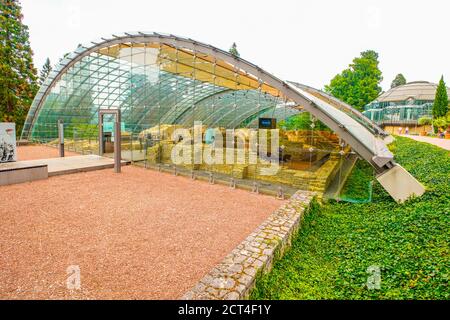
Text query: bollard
252 181 259 194
114 120 121 173
277 186 285 200
58 120 65 158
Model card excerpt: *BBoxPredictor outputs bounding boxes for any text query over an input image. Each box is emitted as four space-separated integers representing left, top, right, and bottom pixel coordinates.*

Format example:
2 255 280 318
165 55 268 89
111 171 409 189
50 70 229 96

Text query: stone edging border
182 190 315 300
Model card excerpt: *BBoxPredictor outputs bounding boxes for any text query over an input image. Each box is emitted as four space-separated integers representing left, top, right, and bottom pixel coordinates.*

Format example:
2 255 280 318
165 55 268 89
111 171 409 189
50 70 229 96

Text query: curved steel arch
288 81 389 139
23 31 426 202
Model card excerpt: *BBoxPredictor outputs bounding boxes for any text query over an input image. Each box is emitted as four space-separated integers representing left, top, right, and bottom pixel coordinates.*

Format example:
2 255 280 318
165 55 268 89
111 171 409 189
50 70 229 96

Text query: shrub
433 117 448 130
418 117 432 126
279 112 329 131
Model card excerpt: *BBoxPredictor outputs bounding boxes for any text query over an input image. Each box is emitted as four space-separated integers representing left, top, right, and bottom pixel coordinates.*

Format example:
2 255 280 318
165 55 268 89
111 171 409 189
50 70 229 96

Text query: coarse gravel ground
1 147 284 300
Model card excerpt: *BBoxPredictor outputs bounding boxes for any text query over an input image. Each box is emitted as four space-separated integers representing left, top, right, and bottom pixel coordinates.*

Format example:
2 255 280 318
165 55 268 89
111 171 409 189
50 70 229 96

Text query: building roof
377 81 450 103
22 31 393 172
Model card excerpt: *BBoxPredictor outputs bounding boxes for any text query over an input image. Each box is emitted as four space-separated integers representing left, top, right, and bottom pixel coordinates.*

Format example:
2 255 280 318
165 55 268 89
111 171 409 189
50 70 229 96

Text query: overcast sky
21 0 450 91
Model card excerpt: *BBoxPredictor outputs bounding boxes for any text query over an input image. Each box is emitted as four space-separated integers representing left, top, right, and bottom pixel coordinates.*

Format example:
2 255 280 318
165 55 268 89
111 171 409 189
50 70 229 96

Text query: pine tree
0 0 38 135
39 57 52 86
229 42 240 57
391 73 407 88
433 76 449 118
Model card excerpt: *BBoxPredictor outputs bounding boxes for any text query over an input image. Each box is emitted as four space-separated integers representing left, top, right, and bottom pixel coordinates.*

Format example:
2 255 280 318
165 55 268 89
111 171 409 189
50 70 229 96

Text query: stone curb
181 190 315 300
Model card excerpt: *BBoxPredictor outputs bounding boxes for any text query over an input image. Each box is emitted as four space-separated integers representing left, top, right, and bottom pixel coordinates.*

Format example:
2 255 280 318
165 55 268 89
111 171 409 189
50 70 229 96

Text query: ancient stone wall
182 191 315 300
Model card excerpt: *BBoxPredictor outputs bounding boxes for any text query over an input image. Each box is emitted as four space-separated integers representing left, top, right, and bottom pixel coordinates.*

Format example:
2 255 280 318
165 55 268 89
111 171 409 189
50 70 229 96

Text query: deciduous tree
325 50 383 112
391 73 407 88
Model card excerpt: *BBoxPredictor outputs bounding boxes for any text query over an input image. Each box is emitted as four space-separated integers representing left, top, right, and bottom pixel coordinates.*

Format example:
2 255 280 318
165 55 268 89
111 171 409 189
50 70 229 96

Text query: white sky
21 0 450 91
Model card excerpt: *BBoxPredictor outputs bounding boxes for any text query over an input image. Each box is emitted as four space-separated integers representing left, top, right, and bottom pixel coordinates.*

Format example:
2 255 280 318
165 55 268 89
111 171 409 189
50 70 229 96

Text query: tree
0 0 38 135
279 112 329 131
39 58 52 86
432 76 448 118
325 50 383 112
58 52 70 64
391 73 407 88
418 116 432 126
229 42 240 57
58 44 81 64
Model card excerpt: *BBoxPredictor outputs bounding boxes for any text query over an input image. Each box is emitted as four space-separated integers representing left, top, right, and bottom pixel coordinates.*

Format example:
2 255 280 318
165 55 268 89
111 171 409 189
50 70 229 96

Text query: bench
0 162 48 186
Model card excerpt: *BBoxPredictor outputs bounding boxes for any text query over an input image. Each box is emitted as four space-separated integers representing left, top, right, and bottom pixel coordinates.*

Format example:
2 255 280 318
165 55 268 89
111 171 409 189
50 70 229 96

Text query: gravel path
403 135 450 151
17 145 79 161
0 165 284 300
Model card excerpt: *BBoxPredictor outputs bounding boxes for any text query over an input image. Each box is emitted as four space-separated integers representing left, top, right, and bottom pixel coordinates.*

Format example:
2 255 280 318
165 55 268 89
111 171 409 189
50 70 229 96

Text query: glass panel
27 39 382 202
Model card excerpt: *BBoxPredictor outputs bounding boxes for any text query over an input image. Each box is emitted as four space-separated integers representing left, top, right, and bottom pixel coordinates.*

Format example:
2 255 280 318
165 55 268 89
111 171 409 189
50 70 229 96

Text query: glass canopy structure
25 43 292 137
362 81 450 127
22 32 424 202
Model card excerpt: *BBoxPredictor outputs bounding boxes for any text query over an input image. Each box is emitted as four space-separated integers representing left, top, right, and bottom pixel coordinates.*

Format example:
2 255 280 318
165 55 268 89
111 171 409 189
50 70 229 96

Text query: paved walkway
0 155 128 177
403 135 450 151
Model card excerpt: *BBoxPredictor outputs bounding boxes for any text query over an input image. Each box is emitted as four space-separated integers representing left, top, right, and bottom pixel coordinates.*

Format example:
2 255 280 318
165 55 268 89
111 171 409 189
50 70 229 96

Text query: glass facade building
22 32 399 198
363 81 450 126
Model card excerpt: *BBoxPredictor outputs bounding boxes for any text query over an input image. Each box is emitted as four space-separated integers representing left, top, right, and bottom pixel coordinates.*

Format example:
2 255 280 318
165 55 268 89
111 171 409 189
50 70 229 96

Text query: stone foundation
146 141 344 194
50 135 345 194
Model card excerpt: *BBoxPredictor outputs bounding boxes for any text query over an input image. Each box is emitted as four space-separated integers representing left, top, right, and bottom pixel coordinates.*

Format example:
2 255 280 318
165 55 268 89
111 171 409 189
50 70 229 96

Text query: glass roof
24 42 297 140
21 32 394 172
291 86 393 163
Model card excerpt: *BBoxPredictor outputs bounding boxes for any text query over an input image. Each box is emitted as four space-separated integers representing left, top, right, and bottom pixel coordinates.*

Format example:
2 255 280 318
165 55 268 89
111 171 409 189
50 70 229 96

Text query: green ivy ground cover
252 136 449 299
339 160 374 202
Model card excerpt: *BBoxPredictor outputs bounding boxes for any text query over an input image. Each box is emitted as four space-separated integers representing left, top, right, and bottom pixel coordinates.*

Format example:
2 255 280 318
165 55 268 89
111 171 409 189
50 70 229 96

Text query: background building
363 81 450 134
